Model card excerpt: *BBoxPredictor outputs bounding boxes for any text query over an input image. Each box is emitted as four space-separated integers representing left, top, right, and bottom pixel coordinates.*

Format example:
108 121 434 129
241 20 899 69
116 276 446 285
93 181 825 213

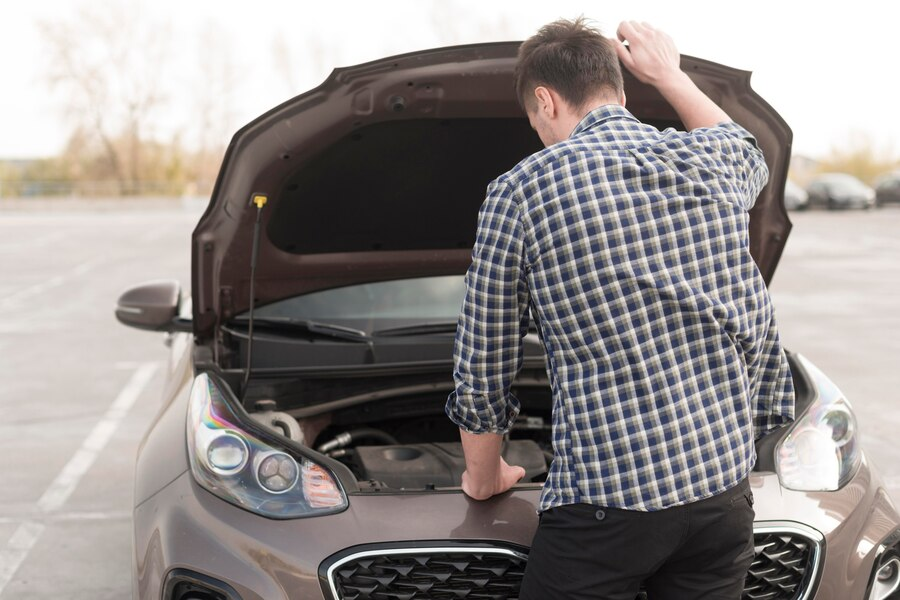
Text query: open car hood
192 42 792 341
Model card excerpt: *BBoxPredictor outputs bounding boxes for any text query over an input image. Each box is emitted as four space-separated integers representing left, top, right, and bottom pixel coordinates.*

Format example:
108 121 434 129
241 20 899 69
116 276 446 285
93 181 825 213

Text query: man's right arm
614 21 769 207
445 179 530 500
613 21 730 131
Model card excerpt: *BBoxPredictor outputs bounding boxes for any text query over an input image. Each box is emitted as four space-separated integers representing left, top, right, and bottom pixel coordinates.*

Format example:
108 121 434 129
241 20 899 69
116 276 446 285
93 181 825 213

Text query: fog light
255 451 299 494
206 432 249 475
869 556 900 600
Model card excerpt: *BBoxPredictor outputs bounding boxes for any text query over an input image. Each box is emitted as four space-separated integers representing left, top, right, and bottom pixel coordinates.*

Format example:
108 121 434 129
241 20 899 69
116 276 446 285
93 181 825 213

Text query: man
444 18 795 600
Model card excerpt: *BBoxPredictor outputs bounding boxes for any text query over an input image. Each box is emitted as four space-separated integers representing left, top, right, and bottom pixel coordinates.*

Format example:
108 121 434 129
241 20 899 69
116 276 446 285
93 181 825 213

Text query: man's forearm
654 70 730 131
458 429 525 500
459 430 505 499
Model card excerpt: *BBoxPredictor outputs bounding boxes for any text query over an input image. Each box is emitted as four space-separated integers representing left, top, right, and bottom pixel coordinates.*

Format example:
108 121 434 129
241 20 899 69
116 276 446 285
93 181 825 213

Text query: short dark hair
514 17 624 111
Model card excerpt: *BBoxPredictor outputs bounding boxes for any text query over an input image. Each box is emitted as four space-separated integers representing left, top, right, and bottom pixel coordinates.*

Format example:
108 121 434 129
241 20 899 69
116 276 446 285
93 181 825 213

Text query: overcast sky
1 0 897 160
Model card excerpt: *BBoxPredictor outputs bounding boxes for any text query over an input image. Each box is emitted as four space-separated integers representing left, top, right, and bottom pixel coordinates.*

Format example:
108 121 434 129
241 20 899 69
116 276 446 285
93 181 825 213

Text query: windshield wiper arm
231 317 372 343
372 322 460 337
374 321 541 337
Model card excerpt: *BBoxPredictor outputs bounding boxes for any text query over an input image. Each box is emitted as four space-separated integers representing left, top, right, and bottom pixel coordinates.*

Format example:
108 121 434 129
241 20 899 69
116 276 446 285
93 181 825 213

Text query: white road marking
0 522 45 593
0 363 158 595
0 510 132 525
139 226 173 243
0 231 65 253
0 257 104 309
36 363 158 512
0 318 64 334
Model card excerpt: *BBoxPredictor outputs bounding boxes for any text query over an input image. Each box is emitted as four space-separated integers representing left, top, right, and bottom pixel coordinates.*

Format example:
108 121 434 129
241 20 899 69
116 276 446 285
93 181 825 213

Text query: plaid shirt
446 105 795 512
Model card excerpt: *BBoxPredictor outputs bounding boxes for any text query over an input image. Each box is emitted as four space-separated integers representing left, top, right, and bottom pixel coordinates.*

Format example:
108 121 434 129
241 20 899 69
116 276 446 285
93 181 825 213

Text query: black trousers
519 478 755 600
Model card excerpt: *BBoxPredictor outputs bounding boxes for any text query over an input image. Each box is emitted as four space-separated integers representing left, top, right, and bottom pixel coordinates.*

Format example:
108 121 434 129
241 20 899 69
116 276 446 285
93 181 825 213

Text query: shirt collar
570 104 638 137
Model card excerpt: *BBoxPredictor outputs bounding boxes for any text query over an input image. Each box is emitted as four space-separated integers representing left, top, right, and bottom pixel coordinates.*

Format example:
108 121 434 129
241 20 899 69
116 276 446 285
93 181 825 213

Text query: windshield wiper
231 317 372 343
373 322 460 337
374 321 541 337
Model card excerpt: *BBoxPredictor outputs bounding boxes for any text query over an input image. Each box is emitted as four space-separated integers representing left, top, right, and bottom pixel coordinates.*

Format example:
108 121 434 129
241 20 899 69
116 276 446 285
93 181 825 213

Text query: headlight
775 355 861 491
186 373 347 518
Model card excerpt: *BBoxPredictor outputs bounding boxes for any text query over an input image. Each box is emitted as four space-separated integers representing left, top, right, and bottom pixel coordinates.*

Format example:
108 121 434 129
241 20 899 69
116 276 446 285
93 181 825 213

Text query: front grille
325 546 527 600
743 532 818 600
325 527 821 600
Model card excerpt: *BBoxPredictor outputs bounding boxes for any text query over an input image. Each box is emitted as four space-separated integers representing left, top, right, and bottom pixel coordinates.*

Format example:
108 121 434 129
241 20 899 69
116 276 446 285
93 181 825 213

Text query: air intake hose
317 428 399 453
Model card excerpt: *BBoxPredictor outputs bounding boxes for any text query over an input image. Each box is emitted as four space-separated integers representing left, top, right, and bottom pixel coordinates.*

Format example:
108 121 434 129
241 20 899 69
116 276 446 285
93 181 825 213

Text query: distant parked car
784 179 809 210
806 173 876 210
875 171 900 205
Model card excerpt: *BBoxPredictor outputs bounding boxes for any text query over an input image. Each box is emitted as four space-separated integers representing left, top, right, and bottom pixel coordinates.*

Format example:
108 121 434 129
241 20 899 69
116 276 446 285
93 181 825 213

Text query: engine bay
245 386 554 490
352 440 546 489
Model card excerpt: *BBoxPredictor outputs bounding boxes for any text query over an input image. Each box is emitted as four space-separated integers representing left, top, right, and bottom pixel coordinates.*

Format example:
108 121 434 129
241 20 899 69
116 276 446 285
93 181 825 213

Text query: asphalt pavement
0 200 898 598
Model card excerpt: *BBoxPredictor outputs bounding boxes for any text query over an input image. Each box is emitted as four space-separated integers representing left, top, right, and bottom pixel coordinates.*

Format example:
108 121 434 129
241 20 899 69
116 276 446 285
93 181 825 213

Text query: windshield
246 275 467 329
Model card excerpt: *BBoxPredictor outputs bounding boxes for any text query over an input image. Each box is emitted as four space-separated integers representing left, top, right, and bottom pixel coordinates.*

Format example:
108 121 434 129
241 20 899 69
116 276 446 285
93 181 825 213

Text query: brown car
117 42 900 600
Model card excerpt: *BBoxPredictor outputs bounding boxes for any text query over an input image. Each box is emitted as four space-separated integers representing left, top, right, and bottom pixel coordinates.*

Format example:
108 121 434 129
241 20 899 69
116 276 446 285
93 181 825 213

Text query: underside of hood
192 42 792 341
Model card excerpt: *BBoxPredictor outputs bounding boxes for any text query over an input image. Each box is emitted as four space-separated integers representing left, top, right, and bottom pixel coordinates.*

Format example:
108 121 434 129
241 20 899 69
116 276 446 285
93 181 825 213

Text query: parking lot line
0 256 104 309
0 510 131 525
0 522 45 593
0 362 158 595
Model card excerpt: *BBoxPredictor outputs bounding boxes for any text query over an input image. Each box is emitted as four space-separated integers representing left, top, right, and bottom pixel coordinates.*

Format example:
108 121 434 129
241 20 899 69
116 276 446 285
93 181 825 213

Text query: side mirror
115 280 192 333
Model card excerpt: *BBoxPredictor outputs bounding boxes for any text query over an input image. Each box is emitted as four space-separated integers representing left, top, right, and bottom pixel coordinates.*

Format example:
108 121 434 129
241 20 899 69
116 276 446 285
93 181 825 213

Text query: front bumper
134 458 900 600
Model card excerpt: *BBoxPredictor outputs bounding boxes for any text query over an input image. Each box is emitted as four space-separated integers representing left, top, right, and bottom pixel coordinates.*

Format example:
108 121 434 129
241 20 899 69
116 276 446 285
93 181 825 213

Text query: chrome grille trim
750 521 824 600
326 545 528 600
325 522 823 600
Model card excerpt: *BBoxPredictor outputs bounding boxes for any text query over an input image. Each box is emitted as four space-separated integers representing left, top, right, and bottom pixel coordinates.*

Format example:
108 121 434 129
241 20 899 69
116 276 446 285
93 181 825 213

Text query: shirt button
595 509 606 521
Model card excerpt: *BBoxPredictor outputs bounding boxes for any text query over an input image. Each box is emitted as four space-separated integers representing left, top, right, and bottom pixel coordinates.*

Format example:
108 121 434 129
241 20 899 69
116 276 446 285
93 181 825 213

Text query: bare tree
427 0 518 44
39 1 172 194
188 22 241 193
271 31 335 99
817 132 899 185
272 32 300 96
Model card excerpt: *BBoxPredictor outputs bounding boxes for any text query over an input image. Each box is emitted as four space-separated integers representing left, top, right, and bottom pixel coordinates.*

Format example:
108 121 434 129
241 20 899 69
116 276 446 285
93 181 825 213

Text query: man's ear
534 86 556 119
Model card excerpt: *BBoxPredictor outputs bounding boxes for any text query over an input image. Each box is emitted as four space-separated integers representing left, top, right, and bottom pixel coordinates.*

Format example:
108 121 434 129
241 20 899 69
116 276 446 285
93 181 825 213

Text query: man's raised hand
613 21 682 88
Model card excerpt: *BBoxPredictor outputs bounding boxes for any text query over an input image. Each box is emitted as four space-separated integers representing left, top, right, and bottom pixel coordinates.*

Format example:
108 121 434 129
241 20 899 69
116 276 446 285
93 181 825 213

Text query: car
806 172 877 210
116 42 900 600
875 171 900 206
784 179 809 211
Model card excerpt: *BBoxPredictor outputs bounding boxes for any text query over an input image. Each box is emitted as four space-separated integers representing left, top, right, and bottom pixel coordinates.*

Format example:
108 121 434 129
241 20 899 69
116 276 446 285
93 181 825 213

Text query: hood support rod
241 193 268 401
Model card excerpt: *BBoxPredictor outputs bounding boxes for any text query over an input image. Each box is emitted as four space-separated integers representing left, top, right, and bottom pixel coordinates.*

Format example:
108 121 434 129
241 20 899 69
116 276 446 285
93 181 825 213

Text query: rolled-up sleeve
750 313 796 439
696 121 770 210
445 179 530 434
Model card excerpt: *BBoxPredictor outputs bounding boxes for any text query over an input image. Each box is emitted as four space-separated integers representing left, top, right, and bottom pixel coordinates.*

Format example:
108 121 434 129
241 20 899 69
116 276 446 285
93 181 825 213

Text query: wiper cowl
231 317 372 343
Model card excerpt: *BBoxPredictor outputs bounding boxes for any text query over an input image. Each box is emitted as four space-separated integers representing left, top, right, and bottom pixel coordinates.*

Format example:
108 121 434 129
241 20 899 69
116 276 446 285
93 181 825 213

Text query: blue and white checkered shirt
446 105 795 512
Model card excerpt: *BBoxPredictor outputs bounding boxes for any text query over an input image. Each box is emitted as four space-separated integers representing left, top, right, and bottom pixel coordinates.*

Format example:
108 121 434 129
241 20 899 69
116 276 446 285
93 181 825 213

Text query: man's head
515 17 625 146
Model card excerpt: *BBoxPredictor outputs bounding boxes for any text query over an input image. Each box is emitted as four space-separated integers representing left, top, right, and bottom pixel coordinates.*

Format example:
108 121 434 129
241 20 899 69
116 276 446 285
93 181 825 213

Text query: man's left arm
706 122 770 210
613 21 769 210
445 179 530 500
752 314 796 439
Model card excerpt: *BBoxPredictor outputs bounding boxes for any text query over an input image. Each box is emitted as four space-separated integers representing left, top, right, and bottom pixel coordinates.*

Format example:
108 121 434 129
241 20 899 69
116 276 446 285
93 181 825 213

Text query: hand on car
461 457 526 500
613 21 683 88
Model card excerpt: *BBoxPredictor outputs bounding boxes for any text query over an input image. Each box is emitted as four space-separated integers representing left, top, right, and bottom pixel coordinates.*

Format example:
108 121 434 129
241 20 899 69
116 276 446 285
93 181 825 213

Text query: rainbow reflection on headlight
186 373 347 518
776 355 861 492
